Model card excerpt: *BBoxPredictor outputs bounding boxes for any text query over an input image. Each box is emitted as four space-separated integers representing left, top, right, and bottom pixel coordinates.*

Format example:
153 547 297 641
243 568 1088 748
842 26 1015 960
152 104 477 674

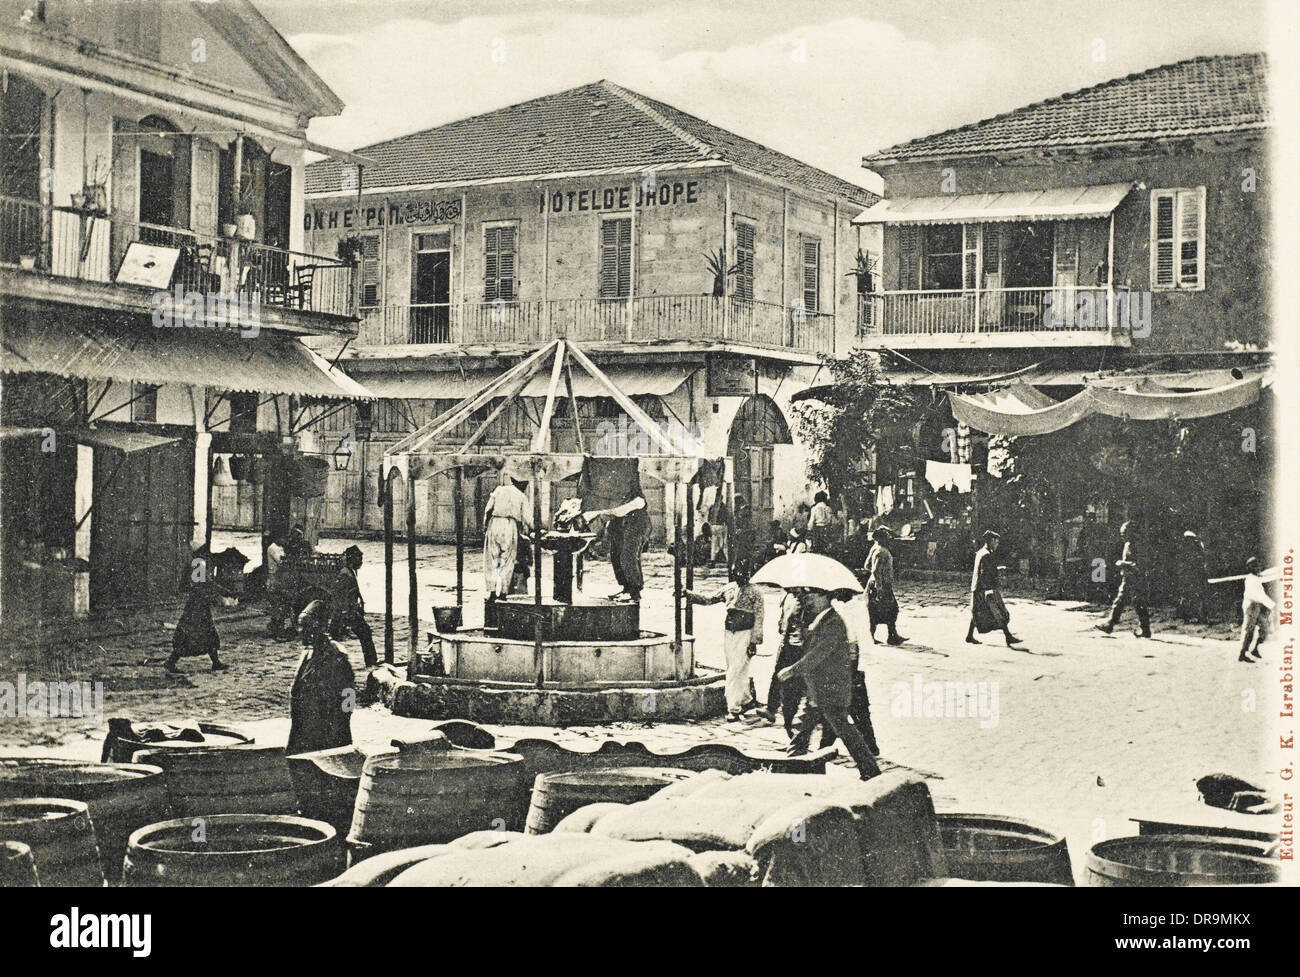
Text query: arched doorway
727 394 792 531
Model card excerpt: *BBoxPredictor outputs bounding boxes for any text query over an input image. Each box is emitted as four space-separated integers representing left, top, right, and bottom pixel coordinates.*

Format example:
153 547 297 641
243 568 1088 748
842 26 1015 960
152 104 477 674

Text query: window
130 383 158 423
1151 188 1205 289
226 392 259 434
599 217 632 299
801 238 820 313
358 234 381 308
734 221 755 301
921 225 964 290
484 224 517 302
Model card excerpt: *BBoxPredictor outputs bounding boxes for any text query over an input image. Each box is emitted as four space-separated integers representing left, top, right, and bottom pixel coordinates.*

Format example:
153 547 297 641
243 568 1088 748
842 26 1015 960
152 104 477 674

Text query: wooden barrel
1086 835 1280 887
122 814 342 886
526 767 694 835
135 745 297 818
1 840 39 886
938 814 1074 886
0 799 104 887
0 758 168 884
349 750 526 855
107 721 252 764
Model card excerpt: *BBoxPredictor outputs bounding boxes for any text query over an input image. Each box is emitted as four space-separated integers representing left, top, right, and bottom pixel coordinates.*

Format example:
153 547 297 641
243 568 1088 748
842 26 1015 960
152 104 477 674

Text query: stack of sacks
322 831 705 887
553 769 946 886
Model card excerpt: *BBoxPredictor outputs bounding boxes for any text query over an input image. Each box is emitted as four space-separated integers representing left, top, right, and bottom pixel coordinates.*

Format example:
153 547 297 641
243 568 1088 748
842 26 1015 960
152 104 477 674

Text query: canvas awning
852 182 1132 225
74 428 181 454
355 365 695 401
950 375 1265 436
0 317 373 400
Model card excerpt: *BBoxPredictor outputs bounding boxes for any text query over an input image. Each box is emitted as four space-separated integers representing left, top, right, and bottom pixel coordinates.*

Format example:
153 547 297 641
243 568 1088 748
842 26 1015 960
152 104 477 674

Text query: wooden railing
358 294 835 353
858 286 1124 339
0 194 357 319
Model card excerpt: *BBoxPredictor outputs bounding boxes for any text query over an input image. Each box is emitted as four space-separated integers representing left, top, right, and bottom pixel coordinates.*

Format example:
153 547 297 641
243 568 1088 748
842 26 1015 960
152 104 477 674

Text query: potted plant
80 156 109 216
703 246 739 297
336 235 364 266
847 249 877 295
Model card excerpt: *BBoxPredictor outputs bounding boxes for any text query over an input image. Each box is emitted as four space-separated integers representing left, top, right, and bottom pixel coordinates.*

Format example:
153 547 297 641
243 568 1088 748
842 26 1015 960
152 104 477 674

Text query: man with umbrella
755 552 881 779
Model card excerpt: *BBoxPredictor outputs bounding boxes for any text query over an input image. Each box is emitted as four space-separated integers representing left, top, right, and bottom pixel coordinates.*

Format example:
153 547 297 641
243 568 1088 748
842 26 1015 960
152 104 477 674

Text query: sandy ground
0 534 1278 883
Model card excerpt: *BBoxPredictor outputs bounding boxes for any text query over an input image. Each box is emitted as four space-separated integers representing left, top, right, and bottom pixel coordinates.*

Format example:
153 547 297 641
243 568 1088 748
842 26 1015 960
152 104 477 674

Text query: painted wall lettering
538 180 700 214
306 198 462 231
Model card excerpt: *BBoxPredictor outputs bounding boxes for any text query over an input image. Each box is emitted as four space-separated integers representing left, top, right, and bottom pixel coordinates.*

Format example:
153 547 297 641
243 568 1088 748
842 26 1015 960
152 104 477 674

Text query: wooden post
454 466 464 609
383 469 394 664
673 502 683 674
406 472 418 680
685 480 695 635
532 470 544 689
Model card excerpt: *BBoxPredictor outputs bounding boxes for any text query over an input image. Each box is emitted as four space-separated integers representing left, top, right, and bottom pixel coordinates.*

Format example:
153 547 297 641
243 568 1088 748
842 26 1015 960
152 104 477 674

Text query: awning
1 317 373 400
852 183 1132 225
950 375 1264 436
354 365 695 401
75 428 181 454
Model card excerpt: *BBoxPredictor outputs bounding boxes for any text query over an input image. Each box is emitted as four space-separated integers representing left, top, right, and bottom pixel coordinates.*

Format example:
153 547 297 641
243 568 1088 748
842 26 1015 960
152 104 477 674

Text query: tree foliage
792 350 920 500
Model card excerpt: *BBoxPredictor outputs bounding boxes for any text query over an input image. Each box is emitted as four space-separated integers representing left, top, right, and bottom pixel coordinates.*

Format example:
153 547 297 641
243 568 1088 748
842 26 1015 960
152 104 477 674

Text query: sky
259 0 1274 192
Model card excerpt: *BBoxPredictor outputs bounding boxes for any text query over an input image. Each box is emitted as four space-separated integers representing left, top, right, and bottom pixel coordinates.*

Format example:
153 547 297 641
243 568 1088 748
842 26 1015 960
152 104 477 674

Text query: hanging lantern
210 455 236 487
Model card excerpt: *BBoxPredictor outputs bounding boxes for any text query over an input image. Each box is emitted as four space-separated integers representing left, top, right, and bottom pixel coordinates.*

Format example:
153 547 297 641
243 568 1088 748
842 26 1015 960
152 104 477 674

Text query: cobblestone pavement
0 534 1274 882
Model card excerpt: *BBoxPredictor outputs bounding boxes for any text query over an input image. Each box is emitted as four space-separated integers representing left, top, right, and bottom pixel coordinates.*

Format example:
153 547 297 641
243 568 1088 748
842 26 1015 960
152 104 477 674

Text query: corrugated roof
1 318 372 399
865 54 1268 164
853 183 1132 225
306 80 875 205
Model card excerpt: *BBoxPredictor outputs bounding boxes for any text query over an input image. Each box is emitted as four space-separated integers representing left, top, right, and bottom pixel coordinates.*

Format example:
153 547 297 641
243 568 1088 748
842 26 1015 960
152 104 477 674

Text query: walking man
865 526 905 645
966 530 1020 646
1095 521 1152 638
330 544 377 667
779 587 881 779
482 473 531 601
1239 557 1273 663
757 588 806 733
808 491 836 554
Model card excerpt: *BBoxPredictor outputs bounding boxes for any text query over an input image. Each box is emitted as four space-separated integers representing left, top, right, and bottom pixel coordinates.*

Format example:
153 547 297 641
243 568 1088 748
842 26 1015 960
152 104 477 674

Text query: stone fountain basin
432 628 692 685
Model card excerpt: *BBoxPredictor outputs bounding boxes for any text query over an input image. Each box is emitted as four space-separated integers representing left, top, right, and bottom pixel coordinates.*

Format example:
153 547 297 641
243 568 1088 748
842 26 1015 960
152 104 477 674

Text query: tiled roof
865 53 1268 164
306 80 875 204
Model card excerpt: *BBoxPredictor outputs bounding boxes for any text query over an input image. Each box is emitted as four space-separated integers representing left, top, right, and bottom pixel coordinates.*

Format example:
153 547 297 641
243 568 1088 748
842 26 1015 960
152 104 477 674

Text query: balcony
0 194 358 336
356 294 836 356
856 287 1132 349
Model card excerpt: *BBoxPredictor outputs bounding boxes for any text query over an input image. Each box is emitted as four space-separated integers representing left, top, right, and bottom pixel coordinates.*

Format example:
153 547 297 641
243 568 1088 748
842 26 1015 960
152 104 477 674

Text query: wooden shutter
484 226 499 302
899 225 920 290
1151 191 1176 288
360 234 381 307
1053 226 1078 287
1177 189 1203 287
801 238 820 312
963 224 978 290
600 218 630 298
735 222 755 301
190 139 219 237
483 224 516 301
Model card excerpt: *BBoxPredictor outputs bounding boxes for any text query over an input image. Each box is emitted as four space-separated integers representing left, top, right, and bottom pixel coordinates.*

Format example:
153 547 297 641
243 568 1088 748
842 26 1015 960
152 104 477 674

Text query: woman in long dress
286 600 355 757
864 526 904 645
965 530 1021 647
687 559 765 720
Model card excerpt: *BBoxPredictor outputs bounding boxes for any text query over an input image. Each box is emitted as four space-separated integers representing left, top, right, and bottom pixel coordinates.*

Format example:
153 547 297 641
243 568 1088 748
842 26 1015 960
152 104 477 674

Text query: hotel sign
539 180 701 214
306 198 462 230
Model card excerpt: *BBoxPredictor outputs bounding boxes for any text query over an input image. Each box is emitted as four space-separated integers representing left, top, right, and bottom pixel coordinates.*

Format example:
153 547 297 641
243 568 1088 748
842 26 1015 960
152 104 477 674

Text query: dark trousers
1106 576 1151 634
609 520 647 598
766 640 805 731
790 695 880 778
1177 583 1210 623
336 614 378 666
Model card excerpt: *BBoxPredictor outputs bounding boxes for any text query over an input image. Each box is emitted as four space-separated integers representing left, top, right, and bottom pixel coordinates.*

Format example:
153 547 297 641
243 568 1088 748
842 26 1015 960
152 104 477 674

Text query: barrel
0 758 168 884
348 750 526 856
525 767 694 835
938 814 1074 886
122 814 342 886
0 799 104 887
1086 835 1280 887
1 840 39 886
135 745 297 818
107 720 252 764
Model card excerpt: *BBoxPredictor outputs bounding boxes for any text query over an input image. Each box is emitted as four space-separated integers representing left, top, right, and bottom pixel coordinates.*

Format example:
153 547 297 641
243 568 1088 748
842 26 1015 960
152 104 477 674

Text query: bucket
937 813 1074 886
0 798 104 887
135 744 297 819
0 758 168 885
432 606 462 633
1085 835 1280 886
123 814 342 887
348 749 526 856
525 767 694 835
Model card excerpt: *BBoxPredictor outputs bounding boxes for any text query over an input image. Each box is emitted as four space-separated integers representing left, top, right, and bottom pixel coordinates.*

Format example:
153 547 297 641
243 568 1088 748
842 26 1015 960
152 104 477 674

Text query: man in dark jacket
331 544 377 666
779 588 881 779
1095 521 1152 638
